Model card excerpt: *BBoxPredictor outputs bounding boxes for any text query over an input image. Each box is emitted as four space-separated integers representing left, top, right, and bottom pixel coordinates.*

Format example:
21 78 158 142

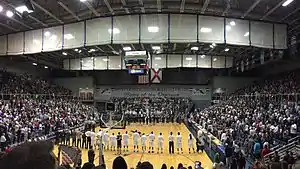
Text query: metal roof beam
201 0 211 14
83 1 100 17
241 0 262 18
0 13 33 29
57 1 81 21
157 0 162 12
280 7 300 22
131 44 136 50
222 1 231 16
0 22 19 31
104 0 115 15
120 0 130 14
31 0 64 24
180 0 185 13
139 0 146 13
260 0 286 20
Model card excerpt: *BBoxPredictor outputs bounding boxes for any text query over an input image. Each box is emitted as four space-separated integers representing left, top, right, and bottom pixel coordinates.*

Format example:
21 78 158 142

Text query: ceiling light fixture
186 57 193 61
210 45 214 49
200 55 206 59
225 48 230 52
230 21 236 26
32 62 37 66
78 50 82 53
200 27 212 33
123 46 132 51
152 46 161 50
191 47 199 51
282 0 294 6
213 58 217 61
15 5 33 14
102 58 109 62
88 49 96 53
212 43 216 47
244 32 249 37
64 34 74 40
108 28 120 34
0 5 3 12
74 49 79 52
154 57 162 60
6 10 14 17
148 26 159 33
44 31 51 37
80 0 87 2
62 52 68 56
44 66 48 69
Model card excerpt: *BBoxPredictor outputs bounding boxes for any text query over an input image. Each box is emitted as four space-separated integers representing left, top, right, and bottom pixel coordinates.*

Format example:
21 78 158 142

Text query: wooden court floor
54 123 213 169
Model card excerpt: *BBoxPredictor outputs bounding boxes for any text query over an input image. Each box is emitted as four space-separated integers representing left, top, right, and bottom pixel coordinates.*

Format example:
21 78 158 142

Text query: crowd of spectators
111 97 191 124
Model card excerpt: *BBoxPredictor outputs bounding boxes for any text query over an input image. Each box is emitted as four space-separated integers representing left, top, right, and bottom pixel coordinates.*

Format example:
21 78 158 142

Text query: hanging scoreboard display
124 51 149 75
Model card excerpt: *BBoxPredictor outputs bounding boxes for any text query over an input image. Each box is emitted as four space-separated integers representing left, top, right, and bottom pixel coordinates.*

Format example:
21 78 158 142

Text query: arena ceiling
0 0 299 69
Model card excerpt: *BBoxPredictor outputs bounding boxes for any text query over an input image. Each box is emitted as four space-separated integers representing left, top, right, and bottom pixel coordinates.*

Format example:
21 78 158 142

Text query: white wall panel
63 22 84 49
63 59 70 70
225 19 249 46
70 59 81 70
24 29 42 54
94 56 108 70
141 14 168 43
108 55 121 70
43 26 63 51
82 57 94 70
198 55 211 68
226 56 233 68
113 15 139 44
199 16 224 43
212 56 225 68
0 35 7 55
8 33 24 55
152 54 166 68
274 24 287 49
170 14 197 43
183 55 196 67
86 17 111 46
250 21 273 48
167 54 182 68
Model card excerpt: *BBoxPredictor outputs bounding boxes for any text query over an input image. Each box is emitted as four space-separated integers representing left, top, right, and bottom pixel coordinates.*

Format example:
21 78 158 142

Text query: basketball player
157 133 164 154
133 130 140 152
90 130 96 149
176 132 183 154
117 132 122 155
141 133 147 152
188 134 195 153
148 131 155 153
110 133 117 151
168 132 175 154
103 131 109 150
122 131 129 152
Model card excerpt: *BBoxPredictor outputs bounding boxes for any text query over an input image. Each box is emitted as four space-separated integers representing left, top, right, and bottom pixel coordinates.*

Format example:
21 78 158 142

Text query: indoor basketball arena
0 0 299 169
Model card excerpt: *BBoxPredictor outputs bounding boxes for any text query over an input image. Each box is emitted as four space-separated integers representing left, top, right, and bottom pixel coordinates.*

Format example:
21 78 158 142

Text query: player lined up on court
148 131 155 153
122 131 129 152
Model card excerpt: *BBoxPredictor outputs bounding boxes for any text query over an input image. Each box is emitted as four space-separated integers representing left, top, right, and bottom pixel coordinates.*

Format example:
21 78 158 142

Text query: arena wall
212 76 257 94
53 77 94 95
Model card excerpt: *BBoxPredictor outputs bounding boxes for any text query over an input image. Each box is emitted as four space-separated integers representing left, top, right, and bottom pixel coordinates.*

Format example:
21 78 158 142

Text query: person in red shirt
5 146 11 153
261 143 271 157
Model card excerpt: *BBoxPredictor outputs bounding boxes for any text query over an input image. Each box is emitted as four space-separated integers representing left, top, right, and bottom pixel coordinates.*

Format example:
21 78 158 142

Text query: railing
0 93 94 101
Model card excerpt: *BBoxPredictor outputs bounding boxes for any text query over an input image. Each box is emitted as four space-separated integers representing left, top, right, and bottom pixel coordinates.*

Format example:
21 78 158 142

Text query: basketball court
54 123 213 169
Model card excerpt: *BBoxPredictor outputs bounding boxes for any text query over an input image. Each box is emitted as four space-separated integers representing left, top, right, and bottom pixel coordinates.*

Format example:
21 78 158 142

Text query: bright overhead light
210 45 214 49
152 46 161 50
0 5 3 12
213 58 217 61
6 10 14 17
88 49 96 53
212 43 216 47
200 27 212 33
108 28 120 34
148 26 159 33
44 31 51 37
230 21 236 26
244 32 249 37
49 35 57 41
191 47 199 51
74 49 79 52
200 55 206 59
102 58 109 62
123 46 131 51
44 66 48 69
186 57 193 61
78 50 82 53
15 5 33 14
226 25 231 31
62 52 68 56
282 0 294 6
32 62 37 66
80 0 87 2
154 57 161 60
64 34 74 40
225 48 230 52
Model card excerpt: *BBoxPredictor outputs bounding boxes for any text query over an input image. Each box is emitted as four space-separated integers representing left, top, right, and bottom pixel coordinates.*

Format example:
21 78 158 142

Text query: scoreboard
124 50 149 75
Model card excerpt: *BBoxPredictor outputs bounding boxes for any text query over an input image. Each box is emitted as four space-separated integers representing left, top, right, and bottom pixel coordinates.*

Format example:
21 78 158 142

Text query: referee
117 132 122 155
168 132 174 154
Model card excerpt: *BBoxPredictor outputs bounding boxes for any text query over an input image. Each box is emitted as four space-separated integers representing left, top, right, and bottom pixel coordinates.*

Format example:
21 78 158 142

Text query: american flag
60 145 81 166
138 74 149 84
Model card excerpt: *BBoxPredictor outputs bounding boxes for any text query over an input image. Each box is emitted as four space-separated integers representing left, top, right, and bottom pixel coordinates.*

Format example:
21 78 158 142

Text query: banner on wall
95 87 210 100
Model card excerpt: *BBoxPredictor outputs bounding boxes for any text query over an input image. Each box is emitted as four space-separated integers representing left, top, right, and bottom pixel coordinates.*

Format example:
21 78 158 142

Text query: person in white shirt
133 130 140 152
290 123 297 137
176 132 183 154
157 133 164 154
168 132 174 154
123 131 129 152
110 133 117 151
141 133 147 152
0 133 6 151
148 131 155 153
188 134 195 153
90 131 96 149
103 131 110 150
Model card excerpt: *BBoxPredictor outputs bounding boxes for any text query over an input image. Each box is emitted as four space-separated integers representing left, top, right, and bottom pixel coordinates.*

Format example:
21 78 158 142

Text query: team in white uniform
141 133 147 152
148 132 155 153
110 133 117 151
176 132 183 154
157 133 164 154
103 131 110 150
133 130 140 152
188 134 195 153
123 131 129 152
